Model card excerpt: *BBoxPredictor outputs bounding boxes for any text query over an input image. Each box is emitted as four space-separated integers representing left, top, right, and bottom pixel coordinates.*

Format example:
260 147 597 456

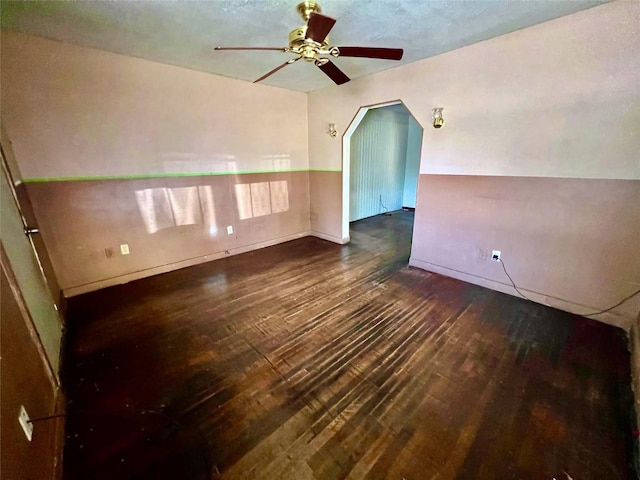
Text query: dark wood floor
63 211 637 479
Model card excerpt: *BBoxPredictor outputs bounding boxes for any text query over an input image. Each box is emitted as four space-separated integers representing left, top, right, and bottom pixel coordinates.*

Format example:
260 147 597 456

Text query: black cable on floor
580 288 640 317
498 257 640 318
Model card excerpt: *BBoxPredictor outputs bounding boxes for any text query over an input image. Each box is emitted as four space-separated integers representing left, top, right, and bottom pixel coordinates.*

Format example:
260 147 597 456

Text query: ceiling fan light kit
214 1 403 86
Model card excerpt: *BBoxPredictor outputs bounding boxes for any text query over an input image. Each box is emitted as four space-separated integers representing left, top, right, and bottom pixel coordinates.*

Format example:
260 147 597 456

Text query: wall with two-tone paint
1 32 310 295
307 1 640 328
2 2 639 327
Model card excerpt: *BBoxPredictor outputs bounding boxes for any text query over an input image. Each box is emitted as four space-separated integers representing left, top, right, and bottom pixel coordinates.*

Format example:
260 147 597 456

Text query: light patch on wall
235 184 253 220
160 153 292 175
270 181 289 213
161 153 238 174
250 182 272 217
167 187 200 225
234 181 290 220
134 188 174 233
135 185 217 235
261 154 291 172
198 186 218 237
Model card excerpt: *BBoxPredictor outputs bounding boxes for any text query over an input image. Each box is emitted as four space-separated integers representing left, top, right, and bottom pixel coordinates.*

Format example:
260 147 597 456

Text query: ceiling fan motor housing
289 26 330 62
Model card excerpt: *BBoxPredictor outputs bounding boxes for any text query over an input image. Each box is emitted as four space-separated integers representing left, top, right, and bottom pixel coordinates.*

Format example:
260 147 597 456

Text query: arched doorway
341 101 423 241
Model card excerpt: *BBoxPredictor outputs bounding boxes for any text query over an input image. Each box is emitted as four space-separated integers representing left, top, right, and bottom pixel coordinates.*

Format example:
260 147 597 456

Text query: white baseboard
310 231 350 244
409 257 632 330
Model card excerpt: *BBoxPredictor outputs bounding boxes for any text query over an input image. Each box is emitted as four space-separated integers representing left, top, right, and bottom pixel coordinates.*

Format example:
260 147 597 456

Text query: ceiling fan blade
305 12 336 43
254 56 301 83
214 46 287 52
317 60 350 85
337 47 404 61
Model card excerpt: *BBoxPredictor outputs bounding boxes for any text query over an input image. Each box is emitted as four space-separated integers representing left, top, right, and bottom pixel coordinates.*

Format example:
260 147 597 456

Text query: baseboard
310 231 350 244
63 231 311 297
408 257 632 330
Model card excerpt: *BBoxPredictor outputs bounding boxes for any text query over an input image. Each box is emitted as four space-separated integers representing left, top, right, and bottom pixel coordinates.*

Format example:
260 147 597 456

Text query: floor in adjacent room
63 210 637 479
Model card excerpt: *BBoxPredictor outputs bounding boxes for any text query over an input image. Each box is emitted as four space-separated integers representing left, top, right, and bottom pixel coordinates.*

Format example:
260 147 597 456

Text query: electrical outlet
226 225 233 235
105 247 114 258
120 244 130 255
18 405 33 441
492 250 501 262
479 248 488 261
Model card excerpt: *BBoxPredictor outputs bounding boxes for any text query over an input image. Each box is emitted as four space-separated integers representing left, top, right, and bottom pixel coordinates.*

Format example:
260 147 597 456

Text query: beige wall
1 32 312 295
1 32 309 179
306 1 640 326
308 2 639 178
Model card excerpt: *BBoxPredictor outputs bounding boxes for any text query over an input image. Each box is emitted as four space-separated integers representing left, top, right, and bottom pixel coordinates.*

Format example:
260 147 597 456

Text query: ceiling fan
214 1 404 85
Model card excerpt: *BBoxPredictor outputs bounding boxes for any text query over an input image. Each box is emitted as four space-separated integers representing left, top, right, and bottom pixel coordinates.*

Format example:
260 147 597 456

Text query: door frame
0 134 63 313
1 140 63 381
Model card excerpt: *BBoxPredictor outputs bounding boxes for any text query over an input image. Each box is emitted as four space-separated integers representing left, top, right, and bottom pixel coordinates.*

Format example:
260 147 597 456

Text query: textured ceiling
1 0 609 92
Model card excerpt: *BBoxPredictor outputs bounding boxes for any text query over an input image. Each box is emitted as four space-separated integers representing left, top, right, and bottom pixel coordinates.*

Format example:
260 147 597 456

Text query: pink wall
410 175 640 330
26 172 310 295
305 1 640 327
1 32 312 294
2 3 639 324
309 171 343 243
1 1 638 465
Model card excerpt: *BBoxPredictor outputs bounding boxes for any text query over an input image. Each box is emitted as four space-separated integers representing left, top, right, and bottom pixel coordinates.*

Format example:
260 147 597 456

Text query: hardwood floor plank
63 211 636 479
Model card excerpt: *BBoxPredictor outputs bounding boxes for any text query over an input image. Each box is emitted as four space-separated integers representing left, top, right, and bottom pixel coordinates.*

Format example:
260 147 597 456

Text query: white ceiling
1 0 609 92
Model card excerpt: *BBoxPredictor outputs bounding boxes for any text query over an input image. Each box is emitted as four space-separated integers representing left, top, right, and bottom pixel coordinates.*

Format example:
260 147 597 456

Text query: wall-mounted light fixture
432 108 444 129
327 123 337 137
